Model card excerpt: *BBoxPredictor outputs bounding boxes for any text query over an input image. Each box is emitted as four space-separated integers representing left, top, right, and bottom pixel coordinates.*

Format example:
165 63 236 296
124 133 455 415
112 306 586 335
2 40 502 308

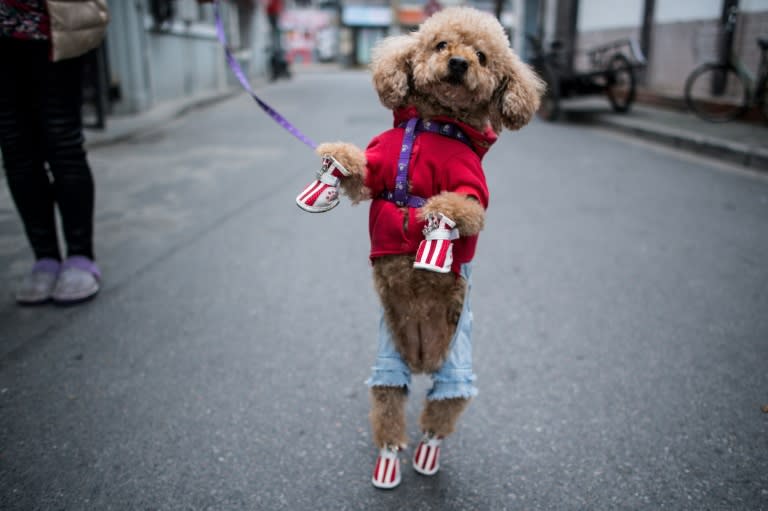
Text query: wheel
684 63 749 122
605 53 636 113
536 64 561 121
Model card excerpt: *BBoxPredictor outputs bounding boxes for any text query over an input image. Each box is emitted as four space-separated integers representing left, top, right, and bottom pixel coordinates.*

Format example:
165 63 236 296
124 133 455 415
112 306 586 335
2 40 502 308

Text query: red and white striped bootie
296 155 350 213
413 213 459 273
371 446 401 489
412 432 442 476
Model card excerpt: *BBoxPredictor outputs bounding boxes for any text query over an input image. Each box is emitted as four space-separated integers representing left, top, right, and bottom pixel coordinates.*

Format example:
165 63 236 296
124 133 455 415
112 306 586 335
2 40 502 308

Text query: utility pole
495 0 504 21
640 0 655 85
553 0 579 75
718 0 739 63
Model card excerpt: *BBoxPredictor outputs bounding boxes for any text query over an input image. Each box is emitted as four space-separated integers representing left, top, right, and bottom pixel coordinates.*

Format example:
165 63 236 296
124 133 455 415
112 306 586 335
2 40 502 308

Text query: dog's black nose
448 56 468 76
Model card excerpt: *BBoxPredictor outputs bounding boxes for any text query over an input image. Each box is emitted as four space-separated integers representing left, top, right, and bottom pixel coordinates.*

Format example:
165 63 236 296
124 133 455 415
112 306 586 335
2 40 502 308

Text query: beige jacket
47 0 109 61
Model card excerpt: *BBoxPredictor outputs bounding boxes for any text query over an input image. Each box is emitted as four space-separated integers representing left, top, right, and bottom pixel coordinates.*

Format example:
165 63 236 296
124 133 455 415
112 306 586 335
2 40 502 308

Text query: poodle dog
296 7 543 489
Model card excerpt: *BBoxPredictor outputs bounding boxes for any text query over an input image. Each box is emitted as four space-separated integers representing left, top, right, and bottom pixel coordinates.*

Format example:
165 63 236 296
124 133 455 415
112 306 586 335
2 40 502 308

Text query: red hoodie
365 106 496 275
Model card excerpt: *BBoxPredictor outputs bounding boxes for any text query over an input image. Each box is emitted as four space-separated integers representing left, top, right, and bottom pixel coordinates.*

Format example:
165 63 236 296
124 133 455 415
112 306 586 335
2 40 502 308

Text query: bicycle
684 6 768 123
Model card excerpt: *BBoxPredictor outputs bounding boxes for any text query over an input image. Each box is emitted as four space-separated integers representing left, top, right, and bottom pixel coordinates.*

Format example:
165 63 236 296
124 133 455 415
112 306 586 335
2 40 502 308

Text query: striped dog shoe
412 433 442 476
413 213 459 273
296 155 350 213
371 446 401 489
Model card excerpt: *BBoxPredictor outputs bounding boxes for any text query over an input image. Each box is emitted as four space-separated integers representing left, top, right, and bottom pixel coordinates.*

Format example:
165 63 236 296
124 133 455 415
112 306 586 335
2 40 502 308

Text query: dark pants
0 38 94 261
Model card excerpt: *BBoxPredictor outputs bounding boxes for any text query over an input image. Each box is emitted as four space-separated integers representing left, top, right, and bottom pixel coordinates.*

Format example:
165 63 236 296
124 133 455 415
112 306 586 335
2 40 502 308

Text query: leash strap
379 118 472 208
392 118 419 207
413 119 472 148
213 1 317 150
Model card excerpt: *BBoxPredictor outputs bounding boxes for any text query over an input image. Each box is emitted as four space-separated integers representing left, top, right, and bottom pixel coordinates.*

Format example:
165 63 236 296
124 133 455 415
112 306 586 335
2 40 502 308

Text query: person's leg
0 39 62 304
41 52 101 304
268 15 281 50
43 53 95 260
0 39 61 261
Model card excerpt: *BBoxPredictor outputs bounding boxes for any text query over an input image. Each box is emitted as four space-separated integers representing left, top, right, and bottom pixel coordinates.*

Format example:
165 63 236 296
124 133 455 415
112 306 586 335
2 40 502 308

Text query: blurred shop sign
342 5 392 26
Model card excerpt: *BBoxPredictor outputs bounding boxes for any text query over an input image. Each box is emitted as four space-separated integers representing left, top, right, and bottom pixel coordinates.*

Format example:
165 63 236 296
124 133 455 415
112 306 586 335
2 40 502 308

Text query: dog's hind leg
369 386 409 449
417 305 462 373
369 386 409 489
411 397 471 476
373 256 466 373
419 396 470 438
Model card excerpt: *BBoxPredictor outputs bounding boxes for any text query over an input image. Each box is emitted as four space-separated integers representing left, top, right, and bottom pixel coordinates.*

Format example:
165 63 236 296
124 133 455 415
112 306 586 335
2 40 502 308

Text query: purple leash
393 118 419 207
213 1 317 150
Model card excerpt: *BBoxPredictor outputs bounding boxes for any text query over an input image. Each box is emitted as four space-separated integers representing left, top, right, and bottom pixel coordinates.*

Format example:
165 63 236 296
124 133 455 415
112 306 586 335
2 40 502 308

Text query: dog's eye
436 41 448 51
476 51 487 66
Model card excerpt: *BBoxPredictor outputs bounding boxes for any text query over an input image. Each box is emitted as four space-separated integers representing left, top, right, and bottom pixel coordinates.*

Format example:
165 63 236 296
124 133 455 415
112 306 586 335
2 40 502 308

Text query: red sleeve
364 130 398 196
441 148 489 209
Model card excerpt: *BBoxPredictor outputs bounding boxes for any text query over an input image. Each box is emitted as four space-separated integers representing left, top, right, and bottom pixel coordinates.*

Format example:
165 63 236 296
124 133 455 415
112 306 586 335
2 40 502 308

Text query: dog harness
378 117 473 208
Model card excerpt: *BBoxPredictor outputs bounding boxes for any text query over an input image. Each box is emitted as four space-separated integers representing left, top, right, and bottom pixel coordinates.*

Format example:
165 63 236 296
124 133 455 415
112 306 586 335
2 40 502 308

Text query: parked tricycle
526 35 647 121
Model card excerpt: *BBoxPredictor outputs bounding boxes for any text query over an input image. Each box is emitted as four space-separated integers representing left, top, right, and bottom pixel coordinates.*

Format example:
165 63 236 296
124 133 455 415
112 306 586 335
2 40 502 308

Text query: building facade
98 0 266 118
94 0 766 123
534 0 768 101
95 0 532 122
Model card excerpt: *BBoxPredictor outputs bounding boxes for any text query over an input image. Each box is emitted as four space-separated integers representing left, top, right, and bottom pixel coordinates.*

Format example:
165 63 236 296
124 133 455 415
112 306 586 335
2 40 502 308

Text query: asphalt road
1 69 767 511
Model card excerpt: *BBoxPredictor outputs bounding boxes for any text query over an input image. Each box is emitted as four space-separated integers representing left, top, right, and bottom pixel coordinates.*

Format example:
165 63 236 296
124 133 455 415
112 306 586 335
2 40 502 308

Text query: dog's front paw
315 142 366 177
413 213 459 273
315 142 369 204
295 154 350 213
420 191 485 236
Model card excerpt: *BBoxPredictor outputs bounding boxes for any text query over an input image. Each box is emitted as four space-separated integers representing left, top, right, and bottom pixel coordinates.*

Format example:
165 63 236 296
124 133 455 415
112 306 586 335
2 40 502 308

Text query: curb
594 115 768 171
84 88 242 149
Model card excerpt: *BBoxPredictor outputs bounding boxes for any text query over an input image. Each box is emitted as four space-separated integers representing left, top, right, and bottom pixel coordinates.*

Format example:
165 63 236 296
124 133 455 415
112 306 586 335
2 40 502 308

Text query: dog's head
371 7 544 133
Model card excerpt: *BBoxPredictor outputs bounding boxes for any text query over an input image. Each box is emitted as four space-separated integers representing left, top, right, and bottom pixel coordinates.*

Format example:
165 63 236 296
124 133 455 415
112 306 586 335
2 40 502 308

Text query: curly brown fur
420 191 485 236
311 7 543 455
420 397 471 438
373 255 467 374
316 142 369 204
371 35 414 110
492 57 547 132
370 386 409 449
370 7 544 133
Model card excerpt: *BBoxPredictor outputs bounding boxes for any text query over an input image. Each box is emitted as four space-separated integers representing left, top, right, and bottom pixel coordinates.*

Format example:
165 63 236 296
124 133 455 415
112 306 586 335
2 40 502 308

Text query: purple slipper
15 258 61 305
52 256 101 304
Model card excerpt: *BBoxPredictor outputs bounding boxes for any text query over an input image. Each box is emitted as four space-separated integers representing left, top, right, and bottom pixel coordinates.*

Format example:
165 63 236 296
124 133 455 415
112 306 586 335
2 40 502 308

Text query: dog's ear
490 49 546 132
370 35 416 110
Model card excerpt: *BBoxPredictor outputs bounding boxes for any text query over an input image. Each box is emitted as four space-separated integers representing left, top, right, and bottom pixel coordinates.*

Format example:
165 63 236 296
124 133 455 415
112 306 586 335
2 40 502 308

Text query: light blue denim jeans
365 263 478 400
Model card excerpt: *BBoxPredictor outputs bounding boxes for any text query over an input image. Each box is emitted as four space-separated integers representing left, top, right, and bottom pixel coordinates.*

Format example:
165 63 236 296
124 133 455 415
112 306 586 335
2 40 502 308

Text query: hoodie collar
393 106 497 159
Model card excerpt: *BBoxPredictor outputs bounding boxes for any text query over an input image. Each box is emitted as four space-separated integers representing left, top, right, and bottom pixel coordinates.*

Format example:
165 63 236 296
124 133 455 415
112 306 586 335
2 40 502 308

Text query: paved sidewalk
85 89 241 148
555 98 768 171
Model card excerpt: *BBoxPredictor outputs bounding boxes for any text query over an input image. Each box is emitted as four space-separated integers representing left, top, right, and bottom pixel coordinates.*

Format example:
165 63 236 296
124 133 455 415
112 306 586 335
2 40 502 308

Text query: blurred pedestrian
0 0 108 305
263 0 290 80
266 0 283 50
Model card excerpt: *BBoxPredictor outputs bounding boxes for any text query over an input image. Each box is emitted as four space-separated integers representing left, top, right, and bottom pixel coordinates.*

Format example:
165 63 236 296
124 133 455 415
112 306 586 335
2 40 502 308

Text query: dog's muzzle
447 56 468 84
